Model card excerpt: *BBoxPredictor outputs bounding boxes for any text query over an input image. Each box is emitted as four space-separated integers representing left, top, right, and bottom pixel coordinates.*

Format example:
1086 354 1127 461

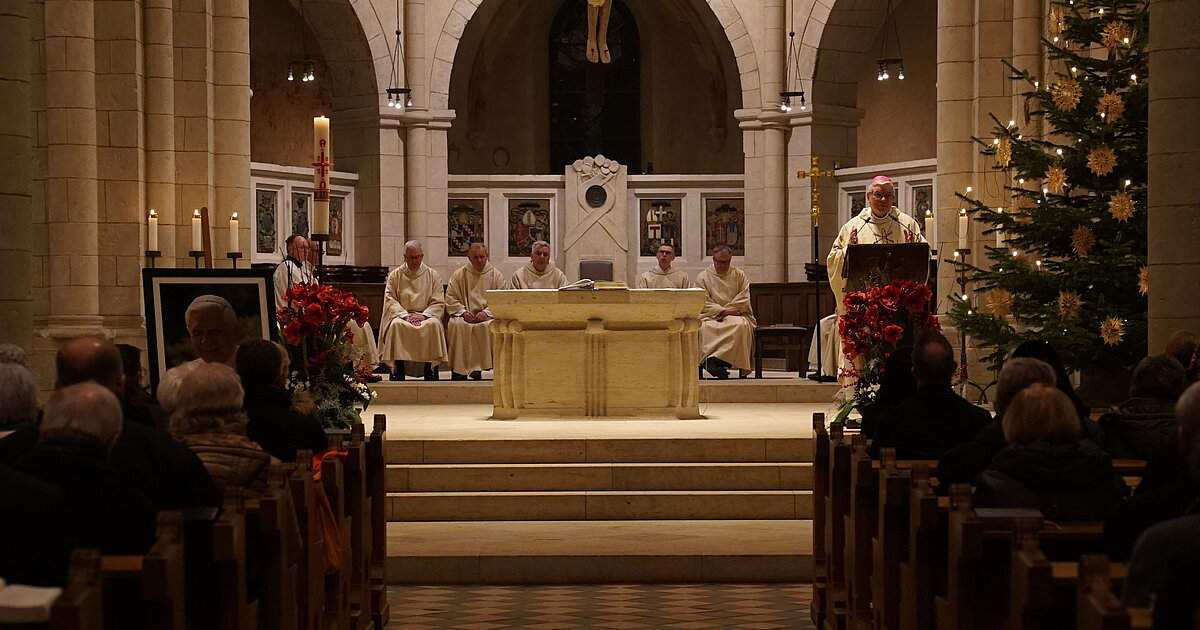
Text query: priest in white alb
695 245 756 379
378 240 447 381
445 243 505 381
637 243 692 289
504 240 569 289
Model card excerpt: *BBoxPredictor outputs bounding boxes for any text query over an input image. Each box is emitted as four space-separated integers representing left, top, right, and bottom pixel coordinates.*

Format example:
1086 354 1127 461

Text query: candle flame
193 209 201 218
149 209 157 218
232 212 238 220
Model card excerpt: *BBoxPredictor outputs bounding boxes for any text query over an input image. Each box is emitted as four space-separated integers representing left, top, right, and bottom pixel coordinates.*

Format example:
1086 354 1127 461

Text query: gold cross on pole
796 156 835 227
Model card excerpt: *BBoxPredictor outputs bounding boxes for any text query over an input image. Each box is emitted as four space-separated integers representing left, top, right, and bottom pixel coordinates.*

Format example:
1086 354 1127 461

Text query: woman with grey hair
160 361 277 496
0 363 40 439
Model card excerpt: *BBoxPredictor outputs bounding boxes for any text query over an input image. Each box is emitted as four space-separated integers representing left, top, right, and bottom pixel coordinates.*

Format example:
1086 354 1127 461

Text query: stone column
1012 0 1044 139
212 0 251 265
1147 0 1200 347
400 109 454 270
934 0 977 308
403 116 428 266
0 0 33 349
144 0 176 261
173 1 214 253
405 0 426 109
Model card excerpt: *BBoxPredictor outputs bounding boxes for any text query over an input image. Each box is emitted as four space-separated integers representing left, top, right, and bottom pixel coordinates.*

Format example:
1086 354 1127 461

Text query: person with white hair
504 240 568 289
185 294 243 366
695 245 756 379
445 243 506 380
0 362 39 439
378 240 448 380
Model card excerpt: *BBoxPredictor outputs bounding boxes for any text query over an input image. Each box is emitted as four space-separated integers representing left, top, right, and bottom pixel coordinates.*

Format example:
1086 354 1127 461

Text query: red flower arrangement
276 283 375 428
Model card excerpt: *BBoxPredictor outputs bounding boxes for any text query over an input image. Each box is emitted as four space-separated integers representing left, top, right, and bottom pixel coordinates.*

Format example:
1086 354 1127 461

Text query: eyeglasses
871 193 894 200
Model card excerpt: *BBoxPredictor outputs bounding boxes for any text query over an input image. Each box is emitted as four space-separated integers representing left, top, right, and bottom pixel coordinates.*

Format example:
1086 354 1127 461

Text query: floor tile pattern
386 583 816 629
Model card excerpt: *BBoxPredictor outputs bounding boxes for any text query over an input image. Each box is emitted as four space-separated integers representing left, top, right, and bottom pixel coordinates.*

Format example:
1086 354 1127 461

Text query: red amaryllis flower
882 325 904 344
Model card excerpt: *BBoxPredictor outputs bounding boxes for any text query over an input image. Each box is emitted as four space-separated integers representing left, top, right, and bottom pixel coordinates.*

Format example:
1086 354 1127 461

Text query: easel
797 156 835 382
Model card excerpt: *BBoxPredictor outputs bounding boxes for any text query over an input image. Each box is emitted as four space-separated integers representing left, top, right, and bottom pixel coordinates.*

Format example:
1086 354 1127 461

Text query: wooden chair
811 413 829 628
898 464 946 630
289 450 326 630
367 415 390 629
99 511 186 630
844 437 876 630
871 449 910 630
245 465 300 630
823 424 852 630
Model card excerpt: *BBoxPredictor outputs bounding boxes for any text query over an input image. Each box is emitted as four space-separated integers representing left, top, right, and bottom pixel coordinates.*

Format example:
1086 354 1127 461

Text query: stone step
387 489 813 521
386 437 813 465
371 379 840 405
386 462 813 492
386 520 814 584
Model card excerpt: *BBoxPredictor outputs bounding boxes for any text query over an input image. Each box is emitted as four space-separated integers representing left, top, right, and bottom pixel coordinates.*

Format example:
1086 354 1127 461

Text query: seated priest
695 245 755 379
637 243 692 289
378 240 447 381
505 240 569 289
446 243 505 381
273 233 382 380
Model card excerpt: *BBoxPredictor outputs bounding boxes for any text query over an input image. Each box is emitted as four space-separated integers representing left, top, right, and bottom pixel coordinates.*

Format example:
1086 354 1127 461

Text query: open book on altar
844 242 931 294
559 279 629 291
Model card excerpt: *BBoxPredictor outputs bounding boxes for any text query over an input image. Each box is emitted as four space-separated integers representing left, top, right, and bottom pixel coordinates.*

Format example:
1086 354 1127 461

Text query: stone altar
488 288 705 419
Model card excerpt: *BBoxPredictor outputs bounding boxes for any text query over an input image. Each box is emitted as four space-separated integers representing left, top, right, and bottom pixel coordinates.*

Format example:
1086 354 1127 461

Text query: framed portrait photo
142 268 278 391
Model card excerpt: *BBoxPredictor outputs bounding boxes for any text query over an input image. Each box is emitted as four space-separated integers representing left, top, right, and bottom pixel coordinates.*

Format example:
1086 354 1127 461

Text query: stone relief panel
704 197 745 256
448 199 486 257
255 188 277 254
849 191 866 217
327 196 344 256
911 184 933 220
508 199 551 257
639 199 682 256
291 192 310 238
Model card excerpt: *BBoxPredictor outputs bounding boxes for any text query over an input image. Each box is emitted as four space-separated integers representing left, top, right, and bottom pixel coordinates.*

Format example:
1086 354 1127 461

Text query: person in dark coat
15 383 156 555
235 339 327 463
974 383 1126 521
0 336 219 510
1098 354 1187 460
870 329 991 459
1011 339 1091 423
0 462 81 586
937 357 1057 487
116 343 167 430
860 347 915 440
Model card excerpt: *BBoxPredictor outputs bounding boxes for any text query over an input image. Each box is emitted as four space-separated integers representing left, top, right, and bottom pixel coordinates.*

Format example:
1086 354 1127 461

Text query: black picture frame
142 267 278 392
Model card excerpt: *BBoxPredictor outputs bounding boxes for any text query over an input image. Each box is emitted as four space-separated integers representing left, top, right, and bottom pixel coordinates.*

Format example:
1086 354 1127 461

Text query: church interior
1 0 1199 627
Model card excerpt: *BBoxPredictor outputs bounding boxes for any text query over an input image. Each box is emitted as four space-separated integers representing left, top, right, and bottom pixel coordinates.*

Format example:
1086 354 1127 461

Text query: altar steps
371 377 839 405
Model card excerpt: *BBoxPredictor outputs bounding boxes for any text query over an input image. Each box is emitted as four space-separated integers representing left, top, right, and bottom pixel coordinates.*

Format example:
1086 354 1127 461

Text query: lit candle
147 209 159 252
995 208 1004 248
229 212 239 254
958 208 968 250
191 209 202 252
313 116 331 235
924 210 934 242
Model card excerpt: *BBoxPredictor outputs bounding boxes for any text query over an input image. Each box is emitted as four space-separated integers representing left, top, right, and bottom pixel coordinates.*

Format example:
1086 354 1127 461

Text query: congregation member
695 245 755 379
974 383 1126 520
936 357 1057 487
1011 339 1091 424
1098 354 1188 459
445 243 505 381
869 328 991 459
0 362 39 439
859 347 915 440
0 336 219 510
378 240 448 381
116 343 166 430
637 243 692 289
0 342 29 367
160 361 277 496
505 240 568 289
185 294 243 367
236 339 327 463
15 382 156 555
1165 330 1198 382
0 459 77 586
274 233 382 380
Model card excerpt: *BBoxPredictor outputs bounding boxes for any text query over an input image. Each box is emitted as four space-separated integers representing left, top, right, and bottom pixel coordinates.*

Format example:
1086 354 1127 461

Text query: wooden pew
366 415 390 630
184 489 258 630
245 465 300 630
899 464 946 630
1010 525 1127 630
52 550 104 630
810 412 829 628
290 450 327 630
1076 555 1152 630
823 423 852 630
343 424 374 630
98 511 185 630
320 436 353 630
872 449 910 630
844 437 876 630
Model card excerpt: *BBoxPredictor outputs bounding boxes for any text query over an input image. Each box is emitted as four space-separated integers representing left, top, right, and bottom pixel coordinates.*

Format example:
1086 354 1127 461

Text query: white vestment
445 262 506 374
694 265 757 370
273 258 379 366
377 264 447 366
504 262 568 289
827 206 927 310
636 266 693 289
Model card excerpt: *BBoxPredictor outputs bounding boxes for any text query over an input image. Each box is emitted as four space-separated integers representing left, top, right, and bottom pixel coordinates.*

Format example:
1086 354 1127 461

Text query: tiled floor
385 583 817 629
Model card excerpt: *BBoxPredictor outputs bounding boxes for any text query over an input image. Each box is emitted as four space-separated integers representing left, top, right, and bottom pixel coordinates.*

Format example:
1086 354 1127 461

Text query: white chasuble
445 263 506 374
504 262 569 289
378 264 447 365
694 266 757 370
827 207 927 310
637 267 693 289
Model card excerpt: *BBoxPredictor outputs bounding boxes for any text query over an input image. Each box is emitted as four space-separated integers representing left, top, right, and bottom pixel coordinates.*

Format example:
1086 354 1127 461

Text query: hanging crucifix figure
586 0 612 63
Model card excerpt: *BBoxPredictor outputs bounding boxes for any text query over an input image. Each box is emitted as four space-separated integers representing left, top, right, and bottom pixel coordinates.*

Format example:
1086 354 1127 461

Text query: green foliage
948 0 1149 372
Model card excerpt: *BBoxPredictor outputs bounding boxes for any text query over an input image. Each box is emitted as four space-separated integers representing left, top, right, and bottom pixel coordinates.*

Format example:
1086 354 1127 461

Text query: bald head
56 336 123 392
912 328 956 387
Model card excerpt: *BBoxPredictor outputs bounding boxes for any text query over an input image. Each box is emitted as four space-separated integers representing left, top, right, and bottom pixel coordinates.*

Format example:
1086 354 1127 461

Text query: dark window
548 0 640 174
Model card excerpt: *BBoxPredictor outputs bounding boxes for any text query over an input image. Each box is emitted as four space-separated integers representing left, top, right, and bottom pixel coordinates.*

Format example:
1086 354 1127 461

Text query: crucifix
796 156 836 381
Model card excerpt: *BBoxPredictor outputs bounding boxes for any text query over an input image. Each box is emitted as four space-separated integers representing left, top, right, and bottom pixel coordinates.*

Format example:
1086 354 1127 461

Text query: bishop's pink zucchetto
870 175 893 186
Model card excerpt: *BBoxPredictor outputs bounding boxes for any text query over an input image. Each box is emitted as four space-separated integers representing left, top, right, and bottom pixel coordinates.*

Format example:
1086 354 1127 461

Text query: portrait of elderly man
185 295 243 367
378 240 447 381
637 243 692 289
446 243 506 381
505 240 568 289
695 246 755 379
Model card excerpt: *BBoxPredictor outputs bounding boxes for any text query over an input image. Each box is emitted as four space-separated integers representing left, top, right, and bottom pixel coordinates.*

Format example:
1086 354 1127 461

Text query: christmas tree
948 0 1149 372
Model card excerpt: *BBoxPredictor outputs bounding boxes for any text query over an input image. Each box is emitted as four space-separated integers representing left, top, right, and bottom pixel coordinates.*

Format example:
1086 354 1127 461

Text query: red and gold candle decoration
313 116 332 235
